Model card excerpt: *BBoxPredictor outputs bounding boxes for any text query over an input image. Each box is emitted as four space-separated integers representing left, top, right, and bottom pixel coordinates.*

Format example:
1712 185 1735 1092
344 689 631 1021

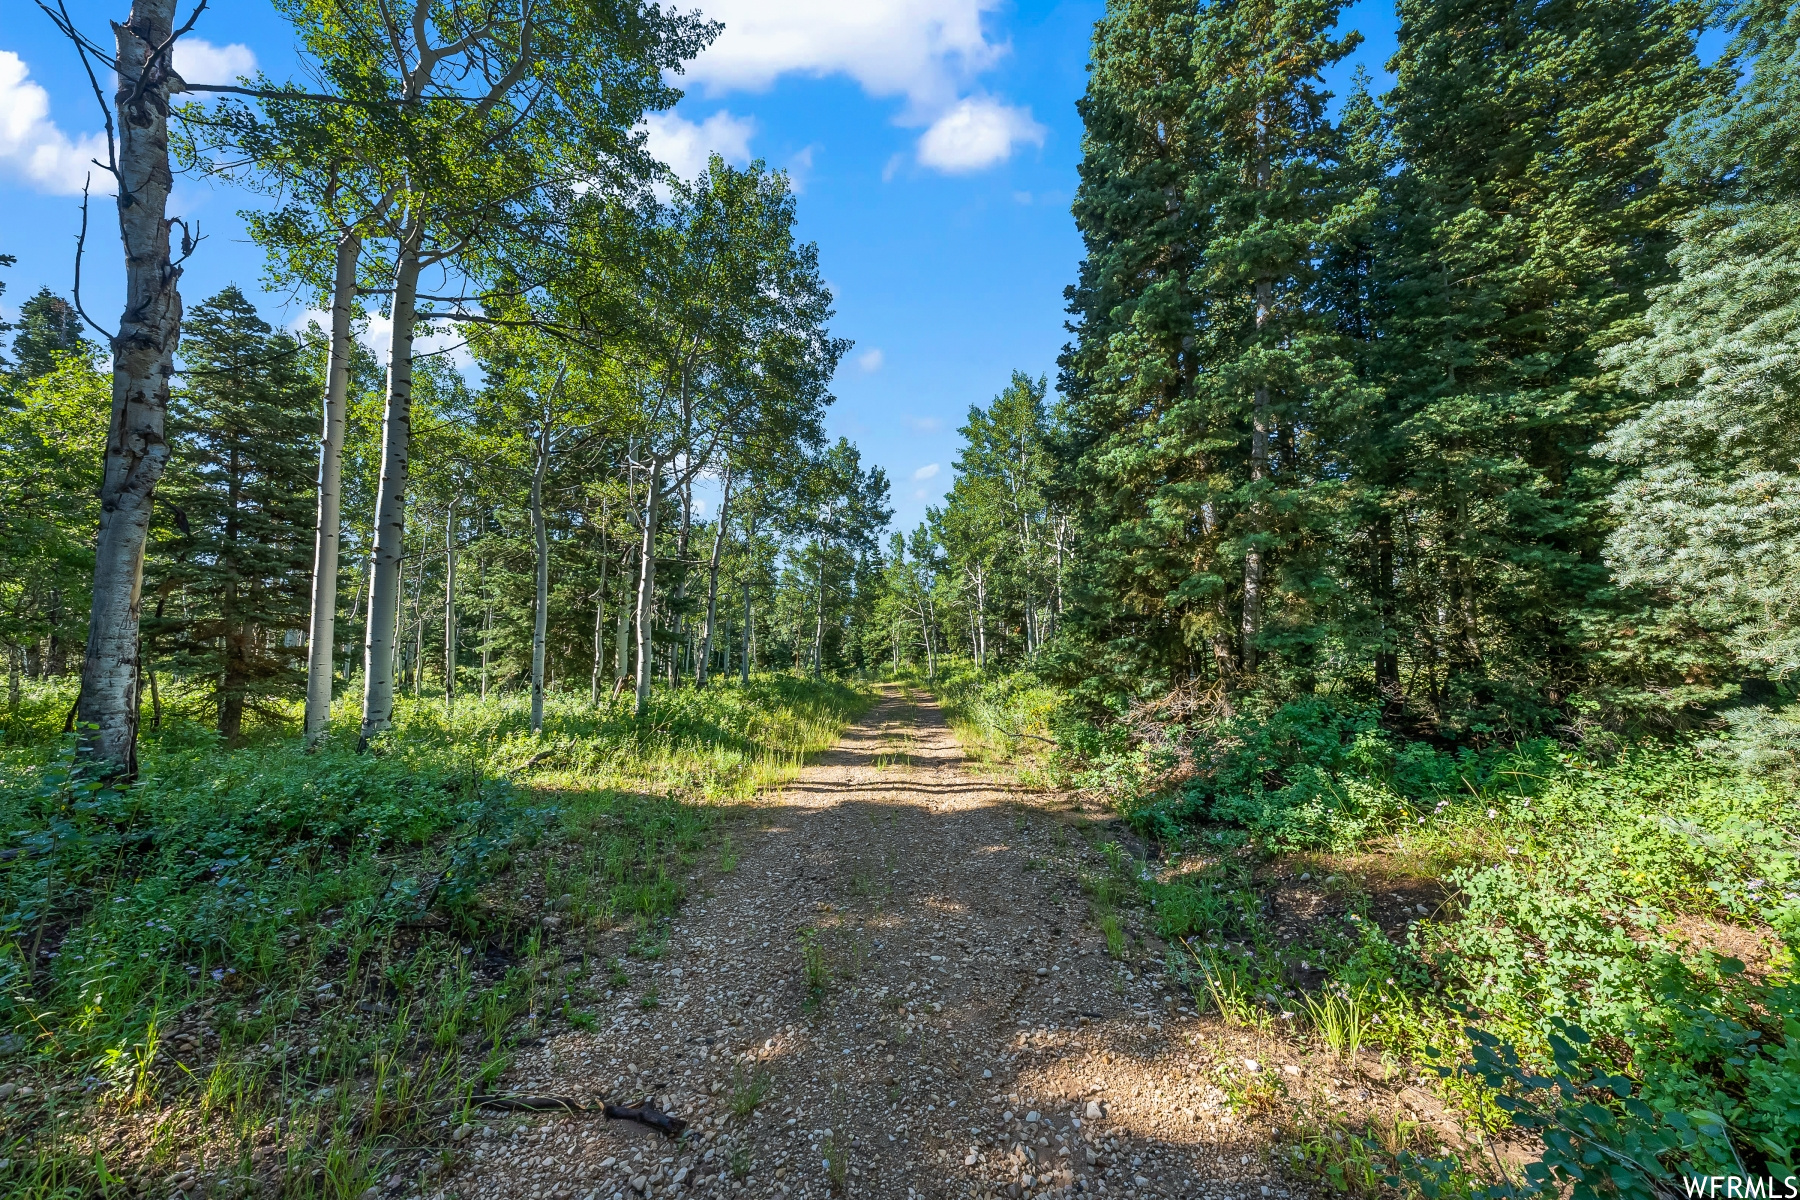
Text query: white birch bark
357 230 422 746
696 467 733 686
303 230 361 743
77 0 185 777
633 457 664 715
529 406 551 733
443 496 456 716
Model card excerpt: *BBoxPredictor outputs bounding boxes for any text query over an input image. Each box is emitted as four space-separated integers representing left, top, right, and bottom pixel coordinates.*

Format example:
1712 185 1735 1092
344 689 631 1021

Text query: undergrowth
924 664 1800 1194
0 673 867 1197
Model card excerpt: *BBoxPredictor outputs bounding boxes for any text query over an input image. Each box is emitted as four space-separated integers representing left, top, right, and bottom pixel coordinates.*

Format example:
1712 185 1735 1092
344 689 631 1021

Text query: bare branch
70 175 119 344
37 0 120 182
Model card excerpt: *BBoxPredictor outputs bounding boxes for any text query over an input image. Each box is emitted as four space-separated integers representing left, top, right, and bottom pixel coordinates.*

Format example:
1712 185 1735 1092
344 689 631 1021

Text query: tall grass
0 672 868 1196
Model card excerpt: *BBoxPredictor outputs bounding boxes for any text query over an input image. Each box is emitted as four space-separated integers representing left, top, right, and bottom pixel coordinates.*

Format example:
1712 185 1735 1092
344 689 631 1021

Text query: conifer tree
6 287 90 388
149 287 317 739
1059 0 1362 694
1600 0 1800 685
1374 0 1714 724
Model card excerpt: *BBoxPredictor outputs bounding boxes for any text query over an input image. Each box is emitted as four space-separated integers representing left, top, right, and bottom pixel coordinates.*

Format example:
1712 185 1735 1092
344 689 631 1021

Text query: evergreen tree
6 287 90 389
1600 0 1800 686
149 287 318 739
1058 0 1362 696
1373 0 1715 728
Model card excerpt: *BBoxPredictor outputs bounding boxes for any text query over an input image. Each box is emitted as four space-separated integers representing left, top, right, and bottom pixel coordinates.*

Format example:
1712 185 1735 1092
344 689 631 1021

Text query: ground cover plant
943 664 1799 1196
0 673 867 1197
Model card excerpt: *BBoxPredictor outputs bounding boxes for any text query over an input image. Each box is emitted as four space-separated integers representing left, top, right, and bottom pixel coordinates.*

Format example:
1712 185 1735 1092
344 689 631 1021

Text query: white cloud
172 39 256 85
856 348 884 372
913 488 929 499
912 462 940 481
308 305 475 373
683 0 1006 115
905 415 943 433
0 41 255 197
0 51 109 195
917 96 1044 172
785 144 816 192
642 109 756 181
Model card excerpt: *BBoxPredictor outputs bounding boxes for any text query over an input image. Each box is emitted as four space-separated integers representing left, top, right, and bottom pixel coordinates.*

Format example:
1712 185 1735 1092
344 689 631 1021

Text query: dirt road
446 686 1305 1200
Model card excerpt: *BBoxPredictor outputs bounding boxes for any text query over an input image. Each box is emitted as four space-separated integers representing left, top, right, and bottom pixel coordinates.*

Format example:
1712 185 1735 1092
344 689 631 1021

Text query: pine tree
1370 0 1715 727
1058 0 1362 697
149 287 318 739
6 287 90 389
1600 0 1800 685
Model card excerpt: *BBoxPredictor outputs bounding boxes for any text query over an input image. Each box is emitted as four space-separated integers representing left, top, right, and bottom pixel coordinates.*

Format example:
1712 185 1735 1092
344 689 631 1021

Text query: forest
0 0 1796 1195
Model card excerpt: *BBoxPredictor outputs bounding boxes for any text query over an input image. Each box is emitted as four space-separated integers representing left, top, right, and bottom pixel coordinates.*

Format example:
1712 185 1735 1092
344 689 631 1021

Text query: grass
798 926 830 1012
727 1064 772 1119
821 1129 848 1191
922 664 1800 1190
0 671 868 1196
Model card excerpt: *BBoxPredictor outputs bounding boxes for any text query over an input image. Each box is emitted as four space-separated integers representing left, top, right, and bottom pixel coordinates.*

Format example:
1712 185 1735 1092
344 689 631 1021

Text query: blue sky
1 0 1404 531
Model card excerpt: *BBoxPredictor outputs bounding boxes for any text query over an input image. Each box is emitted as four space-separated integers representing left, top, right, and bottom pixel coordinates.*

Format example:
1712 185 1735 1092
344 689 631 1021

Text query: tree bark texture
77 0 184 778
529 416 550 733
696 467 733 687
633 459 663 716
304 230 360 743
444 497 457 715
357 233 422 747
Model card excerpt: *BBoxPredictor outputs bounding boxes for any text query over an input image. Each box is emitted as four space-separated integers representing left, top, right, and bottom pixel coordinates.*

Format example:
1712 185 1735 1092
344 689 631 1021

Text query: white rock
1025 1111 1040 1124
1243 1058 1260 1073
1085 1100 1104 1120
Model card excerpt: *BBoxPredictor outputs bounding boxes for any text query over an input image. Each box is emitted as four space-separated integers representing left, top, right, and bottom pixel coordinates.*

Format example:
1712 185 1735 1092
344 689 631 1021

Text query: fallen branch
457 1094 689 1138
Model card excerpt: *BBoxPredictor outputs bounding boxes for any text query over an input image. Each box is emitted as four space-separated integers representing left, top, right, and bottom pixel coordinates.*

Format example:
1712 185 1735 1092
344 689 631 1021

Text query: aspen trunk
357 231 422 747
529 415 550 733
411 550 425 699
696 468 733 687
741 581 751 684
590 533 607 706
480 561 492 699
304 230 360 744
633 458 663 716
76 0 184 778
444 498 457 716
811 545 826 675
614 542 634 687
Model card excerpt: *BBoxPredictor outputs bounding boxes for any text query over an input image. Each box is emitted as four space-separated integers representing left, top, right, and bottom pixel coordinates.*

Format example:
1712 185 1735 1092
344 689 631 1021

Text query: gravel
436 687 1309 1200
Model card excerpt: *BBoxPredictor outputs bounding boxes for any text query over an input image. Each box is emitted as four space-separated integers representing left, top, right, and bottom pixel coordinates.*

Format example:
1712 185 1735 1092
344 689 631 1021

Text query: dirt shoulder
447 684 1309 1200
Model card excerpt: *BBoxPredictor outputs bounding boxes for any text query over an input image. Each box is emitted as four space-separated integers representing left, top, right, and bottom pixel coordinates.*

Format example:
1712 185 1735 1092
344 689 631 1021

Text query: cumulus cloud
0 51 110 195
856 348 884 372
680 1 1041 177
0 41 255 196
683 0 1006 115
912 463 940 481
173 39 257 86
917 96 1044 172
642 109 757 181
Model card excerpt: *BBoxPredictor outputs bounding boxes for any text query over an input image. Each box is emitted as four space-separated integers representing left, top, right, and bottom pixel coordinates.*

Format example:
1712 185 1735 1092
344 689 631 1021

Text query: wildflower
1487 808 1497 819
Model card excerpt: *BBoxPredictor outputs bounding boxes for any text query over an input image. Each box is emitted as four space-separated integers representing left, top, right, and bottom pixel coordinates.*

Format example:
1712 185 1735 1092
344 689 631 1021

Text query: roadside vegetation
0 674 867 1198
926 664 1798 1196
